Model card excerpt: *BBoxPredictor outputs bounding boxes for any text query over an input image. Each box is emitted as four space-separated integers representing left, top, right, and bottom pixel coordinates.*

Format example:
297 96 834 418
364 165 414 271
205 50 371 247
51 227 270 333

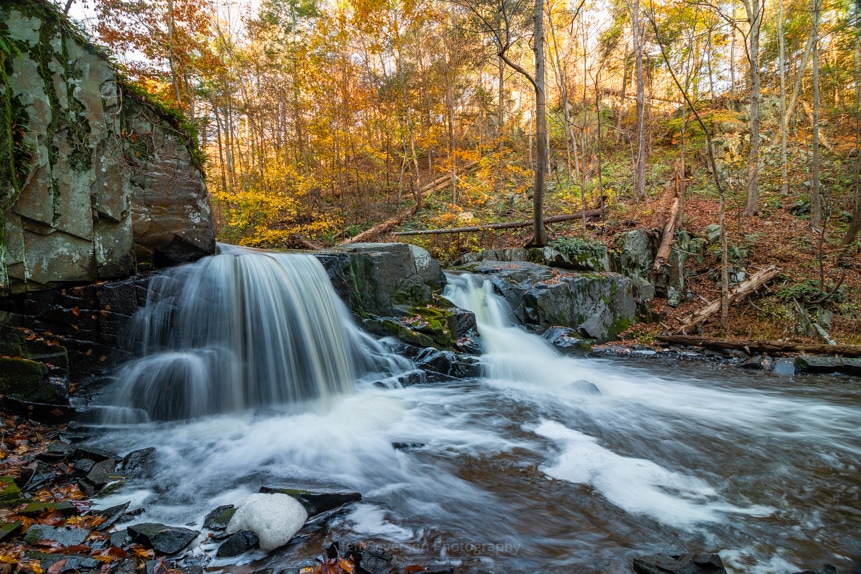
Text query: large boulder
455 260 635 342
0 0 214 296
315 243 444 317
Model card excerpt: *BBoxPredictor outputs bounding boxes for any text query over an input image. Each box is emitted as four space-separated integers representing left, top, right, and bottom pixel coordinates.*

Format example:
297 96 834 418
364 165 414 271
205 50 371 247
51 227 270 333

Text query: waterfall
444 273 563 384
104 247 408 422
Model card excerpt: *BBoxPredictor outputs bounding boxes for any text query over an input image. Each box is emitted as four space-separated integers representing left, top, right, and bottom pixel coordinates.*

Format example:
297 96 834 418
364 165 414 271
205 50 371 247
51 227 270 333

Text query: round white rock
226 493 309 551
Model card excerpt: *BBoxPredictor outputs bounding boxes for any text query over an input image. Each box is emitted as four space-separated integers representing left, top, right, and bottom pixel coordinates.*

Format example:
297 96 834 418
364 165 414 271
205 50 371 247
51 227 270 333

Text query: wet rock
737 355 773 371
86 458 118 488
107 560 137 574
259 488 362 517
791 565 837 574
24 525 90 547
348 544 394 574
109 530 132 548
773 358 795 375
454 260 635 341
127 523 200 555
392 442 425 450
216 530 259 558
613 229 656 308
317 243 443 317
413 347 481 381
74 459 96 474
542 327 592 355
23 552 100 573
37 441 75 462
393 371 425 386
204 505 236 531
568 380 601 395
74 447 117 463
121 448 155 476
91 501 131 531
795 356 861 376
632 553 727 574
227 493 307 551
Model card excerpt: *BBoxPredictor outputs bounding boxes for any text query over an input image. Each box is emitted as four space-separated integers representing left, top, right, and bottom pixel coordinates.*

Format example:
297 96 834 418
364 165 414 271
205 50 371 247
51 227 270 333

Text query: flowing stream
86 252 861 573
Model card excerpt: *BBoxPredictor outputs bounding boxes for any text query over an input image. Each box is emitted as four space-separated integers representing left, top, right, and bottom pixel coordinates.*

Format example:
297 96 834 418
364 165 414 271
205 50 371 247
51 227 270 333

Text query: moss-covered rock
0 476 22 507
316 243 444 317
0 0 214 296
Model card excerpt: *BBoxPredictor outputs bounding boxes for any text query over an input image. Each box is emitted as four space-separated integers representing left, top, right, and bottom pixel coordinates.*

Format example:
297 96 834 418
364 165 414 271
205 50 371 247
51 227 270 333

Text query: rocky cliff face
0 0 215 296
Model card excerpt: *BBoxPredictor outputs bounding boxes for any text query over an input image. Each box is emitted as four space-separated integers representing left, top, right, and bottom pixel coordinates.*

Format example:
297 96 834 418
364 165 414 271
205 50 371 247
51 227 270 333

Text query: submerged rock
226 493 308 551
632 553 727 574
542 327 593 355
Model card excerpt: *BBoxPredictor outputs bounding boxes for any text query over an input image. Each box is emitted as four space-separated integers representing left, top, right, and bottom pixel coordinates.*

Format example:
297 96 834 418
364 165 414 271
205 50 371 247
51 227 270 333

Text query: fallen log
339 162 478 245
674 265 780 332
653 197 679 272
391 209 605 236
655 335 861 358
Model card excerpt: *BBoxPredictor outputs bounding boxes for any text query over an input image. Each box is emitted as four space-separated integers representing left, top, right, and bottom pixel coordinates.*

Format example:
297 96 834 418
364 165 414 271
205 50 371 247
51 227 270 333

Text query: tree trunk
778 0 788 195
811 0 822 228
631 0 646 200
743 0 762 216
529 0 548 247
655 335 861 358
842 0 861 249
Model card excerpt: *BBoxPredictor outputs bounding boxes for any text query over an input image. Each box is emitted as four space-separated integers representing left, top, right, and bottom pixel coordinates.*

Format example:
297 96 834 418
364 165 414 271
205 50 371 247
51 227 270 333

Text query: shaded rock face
316 243 444 317
0 274 149 381
457 260 635 342
0 0 214 296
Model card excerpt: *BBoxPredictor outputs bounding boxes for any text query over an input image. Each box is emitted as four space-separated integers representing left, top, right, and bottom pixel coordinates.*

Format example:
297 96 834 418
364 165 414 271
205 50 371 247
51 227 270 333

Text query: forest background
58 0 861 344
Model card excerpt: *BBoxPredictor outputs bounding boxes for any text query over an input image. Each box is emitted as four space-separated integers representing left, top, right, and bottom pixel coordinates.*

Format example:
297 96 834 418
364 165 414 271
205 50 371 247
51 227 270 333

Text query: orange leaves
299 557 355 574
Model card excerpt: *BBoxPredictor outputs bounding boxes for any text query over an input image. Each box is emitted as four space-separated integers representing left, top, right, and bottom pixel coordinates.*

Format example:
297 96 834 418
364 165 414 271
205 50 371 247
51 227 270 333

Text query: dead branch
653 197 680 272
339 162 478 245
674 265 779 332
391 209 605 236
655 335 861 357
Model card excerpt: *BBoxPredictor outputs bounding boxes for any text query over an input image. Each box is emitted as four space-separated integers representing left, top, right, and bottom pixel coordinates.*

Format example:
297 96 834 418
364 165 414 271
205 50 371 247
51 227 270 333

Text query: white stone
226 493 308 551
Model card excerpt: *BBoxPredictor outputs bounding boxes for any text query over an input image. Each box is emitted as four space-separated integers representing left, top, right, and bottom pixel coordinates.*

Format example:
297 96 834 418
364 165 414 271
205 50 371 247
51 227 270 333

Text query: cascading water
86 267 861 573
102 246 409 421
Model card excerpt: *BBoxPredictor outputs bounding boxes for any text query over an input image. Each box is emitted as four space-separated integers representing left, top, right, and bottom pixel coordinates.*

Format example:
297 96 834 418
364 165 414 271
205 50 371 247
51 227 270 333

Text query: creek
84 249 861 573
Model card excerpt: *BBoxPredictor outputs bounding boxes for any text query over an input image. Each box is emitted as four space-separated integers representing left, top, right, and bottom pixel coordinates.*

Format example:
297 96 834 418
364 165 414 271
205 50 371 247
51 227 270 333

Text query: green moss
0 476 22 507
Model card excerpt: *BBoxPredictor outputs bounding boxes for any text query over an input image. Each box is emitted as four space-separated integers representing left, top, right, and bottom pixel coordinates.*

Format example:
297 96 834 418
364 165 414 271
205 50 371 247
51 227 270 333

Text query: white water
101 247 410 421
87 264 861 573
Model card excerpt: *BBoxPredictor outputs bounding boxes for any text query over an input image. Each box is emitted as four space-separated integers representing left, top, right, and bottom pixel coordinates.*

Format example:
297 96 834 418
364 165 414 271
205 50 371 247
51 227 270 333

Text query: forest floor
379 190 861 348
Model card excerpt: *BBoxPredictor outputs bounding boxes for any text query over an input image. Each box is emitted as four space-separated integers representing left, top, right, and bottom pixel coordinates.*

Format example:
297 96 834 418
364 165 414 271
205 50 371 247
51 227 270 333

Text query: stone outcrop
0 0 215 296
315 243 444 317
454 260 635 342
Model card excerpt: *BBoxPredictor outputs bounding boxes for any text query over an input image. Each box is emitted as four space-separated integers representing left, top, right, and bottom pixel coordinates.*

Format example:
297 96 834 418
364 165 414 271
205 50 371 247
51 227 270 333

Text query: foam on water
86 262 861 572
